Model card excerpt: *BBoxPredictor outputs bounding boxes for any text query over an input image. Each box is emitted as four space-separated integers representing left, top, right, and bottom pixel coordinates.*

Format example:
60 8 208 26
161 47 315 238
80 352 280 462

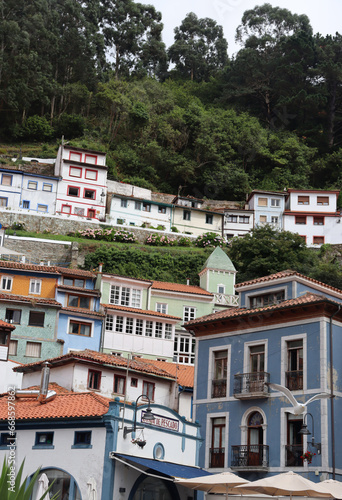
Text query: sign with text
141 411 179 432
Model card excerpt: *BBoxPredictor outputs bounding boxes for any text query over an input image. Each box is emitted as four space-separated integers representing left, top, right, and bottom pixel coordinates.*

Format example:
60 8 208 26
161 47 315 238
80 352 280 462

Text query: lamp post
299 412 321 454
123 395 155 439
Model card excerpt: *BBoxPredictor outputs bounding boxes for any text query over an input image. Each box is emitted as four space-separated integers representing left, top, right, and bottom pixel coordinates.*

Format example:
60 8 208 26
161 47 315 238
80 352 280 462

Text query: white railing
213 293 239 307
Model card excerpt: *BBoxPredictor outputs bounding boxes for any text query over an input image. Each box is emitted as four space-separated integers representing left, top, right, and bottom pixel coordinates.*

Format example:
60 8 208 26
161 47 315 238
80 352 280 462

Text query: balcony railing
209 447 225 468
213 293 239 307
231 445 269 469
285 445 303 467
286 371 303 391
212 379 227 398
234 372 270 398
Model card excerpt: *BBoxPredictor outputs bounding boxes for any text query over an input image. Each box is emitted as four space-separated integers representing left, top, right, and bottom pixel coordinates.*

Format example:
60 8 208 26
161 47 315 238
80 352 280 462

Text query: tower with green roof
199 246 238 308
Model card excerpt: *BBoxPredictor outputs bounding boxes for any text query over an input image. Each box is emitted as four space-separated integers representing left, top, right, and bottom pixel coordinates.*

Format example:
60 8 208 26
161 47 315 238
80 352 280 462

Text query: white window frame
245 286 287 309
205 412 229 469
25 341 41 357
243 339 268 373
109 285 142 308
156 302 168 314
1 276 13 291
207 345 231 400
217 284 225 294
281 333 307 391
240 406 267 447
183 306 196 322
271 198 280 207
29 279 42 295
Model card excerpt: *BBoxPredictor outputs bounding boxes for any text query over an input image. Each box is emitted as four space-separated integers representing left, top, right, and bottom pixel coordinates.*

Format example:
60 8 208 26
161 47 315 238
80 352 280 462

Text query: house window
125 318 133 334
250 290 285 308
258 197 267 207
85 154 97 164
0 197 8 207
165 324 172 340
239 216 250 224
110 285 141 308
29 279 41 295
226 215 237 223
145 321 153 337
8 340 18 356
1 276 13 291
67 295 90 309
69 151 82 162
143 202 151 212
142 381 155 401
313 236 324 245
217 285 225 294
155 322 163 338
37 204 48 212
5 309 21 324
174 335 195 364
22 200 30 209
183 306 196 322
183 210 191 221
25 341 41 357
28 312 45 327
259 215 267 223
114 375 126 395
63 278 84 287
286 339 303 390
286 413 303 467
295 216 306 225
135 319 143 335
120 198 127 208
105 315 114 331
74 207 85 216
212 350 227 398
156 303 167 314
1 174 12 186
84 189 95 200
135 201 141 210
42 183 53 192
131 377 138 387
206 214 213 224
158 206 166 214
61 205 71 214
271 216 279 224
85 169 97 180
35 432 54 447
74 431 92 447
271 198 280 207
27 181 38 190
314 217 324 225
0 433 14 446
69 166 82 178
88 369 101 390
68 186 80 197
69 320 91 336
115 316 124 332
298 196 309 205
317 196 329 205
210 417 225 468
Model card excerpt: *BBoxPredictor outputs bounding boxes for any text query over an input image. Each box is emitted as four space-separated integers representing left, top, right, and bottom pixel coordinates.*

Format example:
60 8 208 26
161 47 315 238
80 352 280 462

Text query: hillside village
0 144 341 499
0 145 341 249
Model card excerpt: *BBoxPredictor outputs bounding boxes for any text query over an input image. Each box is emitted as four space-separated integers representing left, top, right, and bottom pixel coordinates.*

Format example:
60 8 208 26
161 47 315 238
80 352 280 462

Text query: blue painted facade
189 271 342 482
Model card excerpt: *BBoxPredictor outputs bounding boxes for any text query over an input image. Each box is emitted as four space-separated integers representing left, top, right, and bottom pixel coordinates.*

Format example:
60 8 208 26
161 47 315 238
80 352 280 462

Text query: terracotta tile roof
185 292 335 327
0 391 109 421
0 292 61 307
56 284 100 295
14 350 175 381
152 281 212 297
138 359 194 388
56 267 97 278
102 303 181 320
0 319 15 330
0 261 59 274
23 383 72 394
235 269 342 295
60 306 104 317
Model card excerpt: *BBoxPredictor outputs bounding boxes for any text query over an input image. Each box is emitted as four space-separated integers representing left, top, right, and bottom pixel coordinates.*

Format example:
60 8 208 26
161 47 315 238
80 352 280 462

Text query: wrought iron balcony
212 379 227 398
286 371 303 391
285 444 303 467
209 447 225 468
233 372 270 399
231 445 269 470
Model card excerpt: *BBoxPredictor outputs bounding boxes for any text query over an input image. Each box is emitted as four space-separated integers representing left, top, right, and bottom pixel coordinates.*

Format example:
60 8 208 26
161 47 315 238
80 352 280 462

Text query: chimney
186 278 190 286
37 362 51 403
98 263 103 273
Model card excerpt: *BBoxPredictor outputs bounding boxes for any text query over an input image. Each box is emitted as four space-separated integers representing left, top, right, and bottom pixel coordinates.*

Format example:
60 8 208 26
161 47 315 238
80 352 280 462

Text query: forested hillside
2 2 342 201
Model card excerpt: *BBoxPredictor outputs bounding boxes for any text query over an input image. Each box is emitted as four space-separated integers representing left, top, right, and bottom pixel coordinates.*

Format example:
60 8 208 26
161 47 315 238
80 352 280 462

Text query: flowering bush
301 451 316 464
145 233 176 246
76 228 136 243
195 232 226 248
177 236 192 247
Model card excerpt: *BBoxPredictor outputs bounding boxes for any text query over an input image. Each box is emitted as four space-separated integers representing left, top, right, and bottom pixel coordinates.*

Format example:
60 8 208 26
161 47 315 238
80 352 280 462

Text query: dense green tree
168 12 228 81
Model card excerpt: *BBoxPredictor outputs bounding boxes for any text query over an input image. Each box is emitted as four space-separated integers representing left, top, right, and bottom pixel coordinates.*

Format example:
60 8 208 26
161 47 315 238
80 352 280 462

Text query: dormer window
250 290 285 308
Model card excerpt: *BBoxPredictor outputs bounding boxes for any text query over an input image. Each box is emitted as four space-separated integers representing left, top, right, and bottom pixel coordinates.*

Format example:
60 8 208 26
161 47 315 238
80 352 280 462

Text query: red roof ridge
152 280 212 296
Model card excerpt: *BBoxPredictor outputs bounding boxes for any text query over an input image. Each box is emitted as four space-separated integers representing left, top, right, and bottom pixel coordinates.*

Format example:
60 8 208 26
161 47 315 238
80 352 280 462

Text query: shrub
145 233 176 246
170 226 179 233
177 236 192 247
19 115 53 141
195 232 226 248
76 228 136 243
11 222 25 231
54 113 85 139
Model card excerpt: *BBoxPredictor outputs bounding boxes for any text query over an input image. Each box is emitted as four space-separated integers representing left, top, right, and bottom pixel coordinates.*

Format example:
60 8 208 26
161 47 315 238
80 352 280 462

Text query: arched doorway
247 411 264 466
31 468 82 500
130 474 180 500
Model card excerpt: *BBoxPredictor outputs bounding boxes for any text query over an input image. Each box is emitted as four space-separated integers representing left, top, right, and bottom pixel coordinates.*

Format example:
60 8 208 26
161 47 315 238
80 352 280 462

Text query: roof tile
102 303 181 320
152 281 212 296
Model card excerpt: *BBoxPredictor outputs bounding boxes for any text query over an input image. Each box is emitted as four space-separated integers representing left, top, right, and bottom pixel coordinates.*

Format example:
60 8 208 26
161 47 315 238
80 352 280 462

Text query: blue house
185 270 342 481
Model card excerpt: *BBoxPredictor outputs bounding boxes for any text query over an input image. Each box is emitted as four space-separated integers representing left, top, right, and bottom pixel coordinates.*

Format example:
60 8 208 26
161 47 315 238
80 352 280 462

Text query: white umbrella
235 471 333 500
87 477 97 500
175 471 250 500
35 473 50 500
314 479 342 499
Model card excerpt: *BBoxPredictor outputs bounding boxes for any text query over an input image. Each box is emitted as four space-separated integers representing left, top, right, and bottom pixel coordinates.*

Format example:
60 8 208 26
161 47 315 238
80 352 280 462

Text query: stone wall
3 236 76 267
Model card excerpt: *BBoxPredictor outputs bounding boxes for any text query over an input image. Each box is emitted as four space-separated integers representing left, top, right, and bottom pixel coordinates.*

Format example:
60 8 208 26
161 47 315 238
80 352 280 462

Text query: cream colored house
171 196 223 236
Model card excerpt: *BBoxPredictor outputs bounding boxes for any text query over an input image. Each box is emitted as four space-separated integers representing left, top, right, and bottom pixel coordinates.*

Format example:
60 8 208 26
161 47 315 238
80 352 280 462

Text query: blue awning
114 453 211 479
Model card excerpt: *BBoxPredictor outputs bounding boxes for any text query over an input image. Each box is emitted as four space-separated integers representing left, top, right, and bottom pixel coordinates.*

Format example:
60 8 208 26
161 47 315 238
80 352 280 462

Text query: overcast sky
146 0 340 56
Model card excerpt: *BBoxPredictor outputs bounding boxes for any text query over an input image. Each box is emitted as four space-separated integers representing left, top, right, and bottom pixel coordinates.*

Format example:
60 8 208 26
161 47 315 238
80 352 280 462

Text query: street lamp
123 395 155 439
299 412 321 454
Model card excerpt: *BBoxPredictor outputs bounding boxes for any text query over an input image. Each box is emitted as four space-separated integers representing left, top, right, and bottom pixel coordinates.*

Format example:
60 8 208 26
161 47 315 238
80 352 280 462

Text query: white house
223 208 254 239
55 145 107 220
109 194 172 230
283 189 341 246
247 190 287 229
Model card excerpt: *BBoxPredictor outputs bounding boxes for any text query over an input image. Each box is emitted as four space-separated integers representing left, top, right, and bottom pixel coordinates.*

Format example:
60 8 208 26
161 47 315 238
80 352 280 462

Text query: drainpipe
329 305 340 479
